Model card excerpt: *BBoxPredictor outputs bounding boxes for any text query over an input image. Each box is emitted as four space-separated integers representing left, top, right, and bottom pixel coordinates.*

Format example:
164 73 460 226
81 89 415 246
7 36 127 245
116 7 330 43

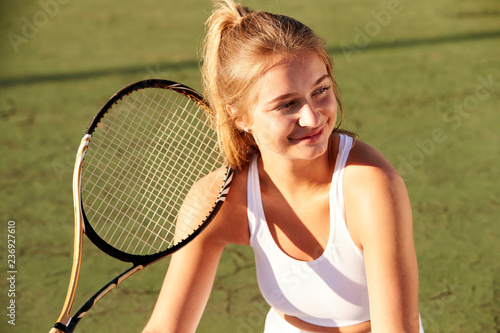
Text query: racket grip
49 323 67 333
49 328 64 333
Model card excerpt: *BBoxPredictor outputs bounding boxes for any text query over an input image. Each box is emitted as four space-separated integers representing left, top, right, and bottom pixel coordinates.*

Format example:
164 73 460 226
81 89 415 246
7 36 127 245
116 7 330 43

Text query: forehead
254 51 329 103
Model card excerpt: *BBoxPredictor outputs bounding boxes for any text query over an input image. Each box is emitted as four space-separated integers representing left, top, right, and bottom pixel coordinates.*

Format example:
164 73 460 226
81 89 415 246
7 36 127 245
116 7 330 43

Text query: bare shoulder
345 140 401 181
179 166 250 248
343 139 408 198
343 140 411 249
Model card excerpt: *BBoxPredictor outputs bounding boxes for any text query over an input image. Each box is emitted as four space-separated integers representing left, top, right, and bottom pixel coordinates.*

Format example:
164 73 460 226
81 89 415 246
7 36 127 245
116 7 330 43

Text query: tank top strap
330 134 354 214
247 156 262 241
330 134 359 251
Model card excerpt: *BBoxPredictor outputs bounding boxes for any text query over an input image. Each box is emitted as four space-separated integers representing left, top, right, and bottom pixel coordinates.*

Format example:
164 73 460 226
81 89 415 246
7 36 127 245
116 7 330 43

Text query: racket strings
81 87 224 256
114 90 182 252
128 91 200 253
89 93 173 243
84 97 174 251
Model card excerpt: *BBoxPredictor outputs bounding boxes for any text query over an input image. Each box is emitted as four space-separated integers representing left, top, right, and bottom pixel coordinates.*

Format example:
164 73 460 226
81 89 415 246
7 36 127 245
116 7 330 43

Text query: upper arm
344 142 420 332
142 169 249 333
143 233 225 333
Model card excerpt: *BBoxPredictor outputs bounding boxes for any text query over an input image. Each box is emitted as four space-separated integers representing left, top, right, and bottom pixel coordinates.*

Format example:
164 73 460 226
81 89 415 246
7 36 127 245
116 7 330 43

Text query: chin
292 145 329 161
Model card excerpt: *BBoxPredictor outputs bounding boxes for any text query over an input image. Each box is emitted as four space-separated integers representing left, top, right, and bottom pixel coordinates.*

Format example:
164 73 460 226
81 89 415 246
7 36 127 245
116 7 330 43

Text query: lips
291 127 325 142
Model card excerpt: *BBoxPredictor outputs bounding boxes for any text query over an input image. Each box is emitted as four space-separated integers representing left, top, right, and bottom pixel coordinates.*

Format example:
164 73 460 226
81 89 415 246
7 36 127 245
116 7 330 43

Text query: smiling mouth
292 127 325 142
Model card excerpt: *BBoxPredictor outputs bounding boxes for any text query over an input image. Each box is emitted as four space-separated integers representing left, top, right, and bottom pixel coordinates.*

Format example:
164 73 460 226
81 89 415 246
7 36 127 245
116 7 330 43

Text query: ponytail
201 0 258 170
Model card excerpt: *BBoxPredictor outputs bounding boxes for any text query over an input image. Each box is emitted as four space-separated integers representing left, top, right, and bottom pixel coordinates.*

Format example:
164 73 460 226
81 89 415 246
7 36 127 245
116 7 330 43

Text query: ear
226 105 251 132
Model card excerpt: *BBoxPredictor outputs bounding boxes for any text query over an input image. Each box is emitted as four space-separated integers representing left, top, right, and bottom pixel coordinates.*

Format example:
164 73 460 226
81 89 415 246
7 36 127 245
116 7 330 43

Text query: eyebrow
266 74 331 106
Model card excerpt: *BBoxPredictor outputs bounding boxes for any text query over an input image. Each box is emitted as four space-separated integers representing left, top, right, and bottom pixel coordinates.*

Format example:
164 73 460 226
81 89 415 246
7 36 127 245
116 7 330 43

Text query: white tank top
247 134 371 327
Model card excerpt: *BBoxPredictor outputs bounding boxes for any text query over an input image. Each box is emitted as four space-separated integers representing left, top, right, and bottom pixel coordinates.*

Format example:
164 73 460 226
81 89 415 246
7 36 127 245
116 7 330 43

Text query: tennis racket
49 79 233 333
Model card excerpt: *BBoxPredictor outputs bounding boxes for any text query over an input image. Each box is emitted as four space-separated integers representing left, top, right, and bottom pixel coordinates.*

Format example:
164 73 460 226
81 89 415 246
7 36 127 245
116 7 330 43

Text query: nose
298 103 320 128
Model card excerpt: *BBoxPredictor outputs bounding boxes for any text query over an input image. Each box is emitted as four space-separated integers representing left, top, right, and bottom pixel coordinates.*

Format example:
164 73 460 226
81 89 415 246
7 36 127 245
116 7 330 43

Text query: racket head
79 79 232 264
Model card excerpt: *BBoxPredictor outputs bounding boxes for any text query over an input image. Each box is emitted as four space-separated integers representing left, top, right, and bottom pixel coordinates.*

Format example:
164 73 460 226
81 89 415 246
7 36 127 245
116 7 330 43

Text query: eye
313 85 331 96
275 101 295 112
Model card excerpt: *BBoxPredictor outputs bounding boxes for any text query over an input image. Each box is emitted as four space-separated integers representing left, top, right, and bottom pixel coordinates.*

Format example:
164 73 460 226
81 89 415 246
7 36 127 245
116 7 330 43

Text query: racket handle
49 322 68 333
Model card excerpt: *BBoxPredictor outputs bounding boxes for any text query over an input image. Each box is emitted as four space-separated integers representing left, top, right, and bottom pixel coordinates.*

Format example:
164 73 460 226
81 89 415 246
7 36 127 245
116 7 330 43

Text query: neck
257 149 335 201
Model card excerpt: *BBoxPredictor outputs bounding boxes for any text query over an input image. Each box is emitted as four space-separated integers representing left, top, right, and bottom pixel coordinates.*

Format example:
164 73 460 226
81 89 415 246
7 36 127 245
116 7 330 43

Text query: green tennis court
1 0 499 332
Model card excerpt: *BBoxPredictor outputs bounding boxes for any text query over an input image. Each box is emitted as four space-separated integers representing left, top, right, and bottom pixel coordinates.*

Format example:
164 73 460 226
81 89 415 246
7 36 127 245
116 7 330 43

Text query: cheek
253 116 293 144
324 95 338 121
332 101 338 119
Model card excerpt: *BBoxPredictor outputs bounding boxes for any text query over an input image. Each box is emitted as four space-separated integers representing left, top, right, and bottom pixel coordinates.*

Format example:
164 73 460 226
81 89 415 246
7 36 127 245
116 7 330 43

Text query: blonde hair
202 0 348 170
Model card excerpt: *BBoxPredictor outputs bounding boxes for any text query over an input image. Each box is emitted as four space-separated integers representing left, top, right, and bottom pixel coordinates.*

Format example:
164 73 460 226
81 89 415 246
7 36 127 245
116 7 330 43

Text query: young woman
142 1 423 332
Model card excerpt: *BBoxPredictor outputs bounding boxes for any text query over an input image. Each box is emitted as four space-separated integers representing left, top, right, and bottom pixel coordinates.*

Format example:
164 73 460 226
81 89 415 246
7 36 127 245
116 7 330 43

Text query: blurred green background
1 0 499 332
